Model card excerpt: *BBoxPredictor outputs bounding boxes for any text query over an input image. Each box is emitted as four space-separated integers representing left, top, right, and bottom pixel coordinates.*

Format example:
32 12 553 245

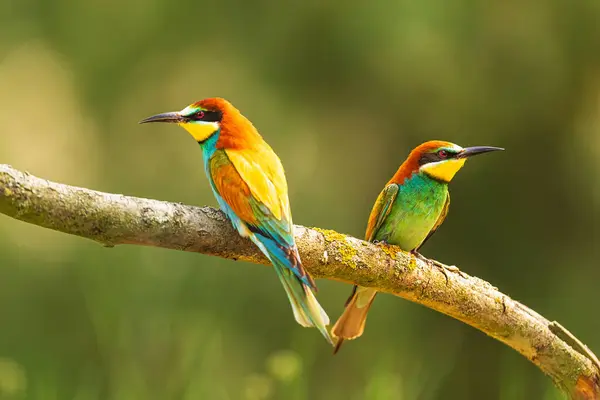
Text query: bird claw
412 251 429 263
411 251 467 282
436 263 468 280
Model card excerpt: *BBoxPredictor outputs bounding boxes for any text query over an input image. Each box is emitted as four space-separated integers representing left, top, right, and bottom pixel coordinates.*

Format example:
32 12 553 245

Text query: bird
139 98 333 345
331 140 503 353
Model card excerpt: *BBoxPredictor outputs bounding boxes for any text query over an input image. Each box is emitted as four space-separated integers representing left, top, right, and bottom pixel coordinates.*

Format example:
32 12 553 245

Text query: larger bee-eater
331 140 503 353
140 98 332 345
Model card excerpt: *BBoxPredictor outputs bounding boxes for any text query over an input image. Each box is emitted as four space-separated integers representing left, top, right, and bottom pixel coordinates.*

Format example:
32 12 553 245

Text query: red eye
196 111 205 120
438 150 448 159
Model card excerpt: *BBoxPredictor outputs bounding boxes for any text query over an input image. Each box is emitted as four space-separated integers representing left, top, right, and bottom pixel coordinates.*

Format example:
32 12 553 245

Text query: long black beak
457 146 504 159
139 112 184 124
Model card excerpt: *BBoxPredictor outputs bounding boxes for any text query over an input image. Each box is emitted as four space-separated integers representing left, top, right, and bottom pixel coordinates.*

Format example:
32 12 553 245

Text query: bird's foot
438 263 467 279
411 251 429 264
410 251 467 282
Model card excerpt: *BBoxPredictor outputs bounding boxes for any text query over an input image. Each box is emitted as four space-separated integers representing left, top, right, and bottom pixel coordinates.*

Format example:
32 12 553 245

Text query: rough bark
0 164 598 399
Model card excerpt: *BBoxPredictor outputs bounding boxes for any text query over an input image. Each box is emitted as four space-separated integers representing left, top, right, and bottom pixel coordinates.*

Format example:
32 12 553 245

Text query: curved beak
457 146 504 159
139 111 184 124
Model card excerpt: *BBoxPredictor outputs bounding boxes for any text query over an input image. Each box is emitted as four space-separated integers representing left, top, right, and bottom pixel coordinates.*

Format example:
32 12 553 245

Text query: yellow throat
420 158 466 182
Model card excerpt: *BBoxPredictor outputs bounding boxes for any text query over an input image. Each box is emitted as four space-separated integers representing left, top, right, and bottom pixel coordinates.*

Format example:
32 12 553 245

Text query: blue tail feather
210 189 332 345
251 234 333 345
254 232 315 289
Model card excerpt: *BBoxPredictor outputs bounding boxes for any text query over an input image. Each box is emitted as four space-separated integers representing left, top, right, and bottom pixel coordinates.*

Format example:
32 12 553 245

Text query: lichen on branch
0 164 598 399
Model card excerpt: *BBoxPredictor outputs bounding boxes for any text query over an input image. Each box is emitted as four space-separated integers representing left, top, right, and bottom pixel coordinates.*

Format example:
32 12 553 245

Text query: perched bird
140 98 333 345
331 140 503 353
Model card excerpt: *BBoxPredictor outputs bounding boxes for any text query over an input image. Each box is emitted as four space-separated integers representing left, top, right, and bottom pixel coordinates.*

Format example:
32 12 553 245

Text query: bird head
393 140 504 184
139 98 252 145
416 141 504 182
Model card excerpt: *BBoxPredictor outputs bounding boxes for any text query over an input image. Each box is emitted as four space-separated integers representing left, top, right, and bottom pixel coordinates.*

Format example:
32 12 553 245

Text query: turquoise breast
374 173 448 250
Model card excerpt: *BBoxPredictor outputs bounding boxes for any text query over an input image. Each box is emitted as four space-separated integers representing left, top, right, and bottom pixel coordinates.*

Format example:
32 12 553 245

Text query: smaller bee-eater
331 140 503 353
139 98 333 345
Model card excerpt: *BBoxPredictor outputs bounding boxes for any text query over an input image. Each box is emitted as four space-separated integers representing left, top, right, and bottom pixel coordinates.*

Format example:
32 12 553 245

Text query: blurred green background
0 0 599 398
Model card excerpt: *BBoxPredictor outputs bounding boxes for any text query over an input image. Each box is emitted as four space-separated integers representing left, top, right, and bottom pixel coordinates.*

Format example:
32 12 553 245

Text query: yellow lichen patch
377 244 414 272
312 227 358 269
407 256 418 271
386 250 417 271
313 227 349 243
3 187 12 197
337 241 358 269
378 242 399 260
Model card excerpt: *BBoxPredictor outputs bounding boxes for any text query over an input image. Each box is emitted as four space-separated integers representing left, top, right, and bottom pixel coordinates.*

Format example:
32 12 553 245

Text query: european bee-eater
331 140 503 353
140 98 333 345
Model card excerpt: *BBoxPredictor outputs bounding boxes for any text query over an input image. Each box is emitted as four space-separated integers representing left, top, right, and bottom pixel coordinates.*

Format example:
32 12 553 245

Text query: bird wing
224 146 289 222
365 184 399 242
221 147 291 235
417 192 450 251
209 148 315 288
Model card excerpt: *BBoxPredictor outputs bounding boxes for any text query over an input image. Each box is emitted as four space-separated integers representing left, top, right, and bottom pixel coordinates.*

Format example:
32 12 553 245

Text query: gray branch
0 164 598 399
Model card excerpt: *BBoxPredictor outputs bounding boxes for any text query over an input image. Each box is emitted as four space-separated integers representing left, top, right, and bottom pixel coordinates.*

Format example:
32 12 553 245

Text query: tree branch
0 164 598 399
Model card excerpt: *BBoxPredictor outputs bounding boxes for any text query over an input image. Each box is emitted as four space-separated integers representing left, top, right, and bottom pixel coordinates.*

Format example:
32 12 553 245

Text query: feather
209 149 316 288
388 140 457 185
365 184 399 242
207 149 331 341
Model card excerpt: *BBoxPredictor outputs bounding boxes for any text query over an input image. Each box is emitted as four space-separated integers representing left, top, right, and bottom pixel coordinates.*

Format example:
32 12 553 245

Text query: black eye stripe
190 110 222 122
418 153 440 166
418 150 456 166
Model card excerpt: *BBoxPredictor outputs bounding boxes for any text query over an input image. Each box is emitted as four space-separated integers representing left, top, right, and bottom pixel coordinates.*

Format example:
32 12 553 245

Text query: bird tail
273 261 333 346
331 286 377 354
250 234 333 346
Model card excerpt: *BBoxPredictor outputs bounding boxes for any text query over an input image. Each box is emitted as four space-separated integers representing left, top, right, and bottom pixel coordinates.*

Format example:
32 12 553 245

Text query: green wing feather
365 184 399 242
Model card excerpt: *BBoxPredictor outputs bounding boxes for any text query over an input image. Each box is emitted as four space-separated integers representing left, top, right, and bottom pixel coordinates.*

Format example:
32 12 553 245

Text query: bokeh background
0 0 599 398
